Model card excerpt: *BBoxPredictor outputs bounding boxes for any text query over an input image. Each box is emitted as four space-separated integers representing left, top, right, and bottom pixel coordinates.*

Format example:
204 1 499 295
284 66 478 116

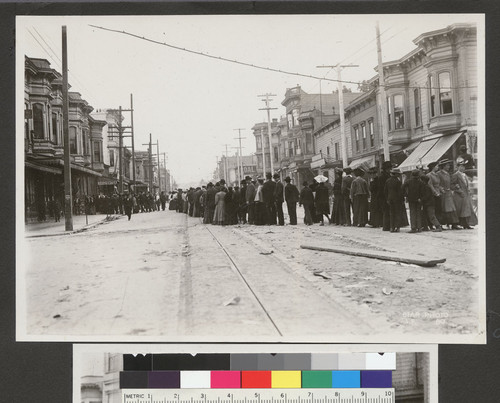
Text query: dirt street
19 209 484 342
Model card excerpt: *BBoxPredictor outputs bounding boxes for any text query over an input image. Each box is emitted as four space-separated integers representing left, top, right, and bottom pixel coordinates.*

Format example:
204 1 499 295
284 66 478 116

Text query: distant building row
24 56 172 222
251 23 478 188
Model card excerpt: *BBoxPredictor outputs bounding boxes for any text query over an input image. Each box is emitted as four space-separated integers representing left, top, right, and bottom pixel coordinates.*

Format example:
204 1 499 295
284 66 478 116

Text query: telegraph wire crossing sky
17 14 482 186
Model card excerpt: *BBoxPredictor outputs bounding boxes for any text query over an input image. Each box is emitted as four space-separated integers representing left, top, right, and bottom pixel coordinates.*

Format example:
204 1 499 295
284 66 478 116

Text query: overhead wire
88 24 476 92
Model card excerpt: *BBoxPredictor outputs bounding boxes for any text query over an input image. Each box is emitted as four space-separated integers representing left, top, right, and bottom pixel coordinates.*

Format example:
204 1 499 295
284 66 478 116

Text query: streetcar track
202 223 284 337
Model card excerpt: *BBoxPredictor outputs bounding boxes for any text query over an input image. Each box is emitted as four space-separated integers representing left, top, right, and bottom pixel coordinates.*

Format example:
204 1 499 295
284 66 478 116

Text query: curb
24 215 121 239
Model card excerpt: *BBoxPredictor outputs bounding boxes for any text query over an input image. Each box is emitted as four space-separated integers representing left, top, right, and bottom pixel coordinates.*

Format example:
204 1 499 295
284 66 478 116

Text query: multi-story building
382 23 478 172
24 56 103 222
80 375 103 403
279 86 360 187
102 353 122 403
251 119 280 177
217 154 258 184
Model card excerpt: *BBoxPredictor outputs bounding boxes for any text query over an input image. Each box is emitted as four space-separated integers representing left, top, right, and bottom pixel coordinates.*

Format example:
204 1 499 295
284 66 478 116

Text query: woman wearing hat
437 159 460 229
451 162 477 229
314 181 331 225
426 161 443 224
379 161 393 231
330 168 345 225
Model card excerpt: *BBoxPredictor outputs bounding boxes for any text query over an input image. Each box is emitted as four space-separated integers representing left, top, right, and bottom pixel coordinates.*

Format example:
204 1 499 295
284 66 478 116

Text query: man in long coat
245 176 256 224
284 176 299 225
262 172 277 225
351 168 370 227
239 180 248 224
273 173 285 226
437 159 460 229
451 162 477 228
341 167 354 226
378 161 392 231
384 168 407 232
299 181 314 225
203 183 217 224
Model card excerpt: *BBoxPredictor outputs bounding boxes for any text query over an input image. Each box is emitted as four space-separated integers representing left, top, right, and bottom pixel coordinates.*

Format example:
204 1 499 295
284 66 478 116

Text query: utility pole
222 143 230 183
130 94 136 193
142 134 154 192
156 140 160 193
260 127 266 176
234 128 246 183
317 64 358 168
62 26 73 231
118 106 124 193
376 21 390 162
258 93 277 174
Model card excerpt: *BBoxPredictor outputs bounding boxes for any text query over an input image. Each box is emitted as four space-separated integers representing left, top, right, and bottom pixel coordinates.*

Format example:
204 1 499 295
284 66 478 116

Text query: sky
17 14 483 187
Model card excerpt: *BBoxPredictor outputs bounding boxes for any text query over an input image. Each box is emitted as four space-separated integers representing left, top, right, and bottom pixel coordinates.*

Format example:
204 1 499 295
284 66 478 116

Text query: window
393 94 405 129
429 75 436 118
82 130 89 155
33 103 44 139
109 149 115 167
264 135 269 148
368 120 375 148
287 114 293 129
327 146 330 156
69 126 77 154
288 141 294 157
292 109 300 126
387 97 392 131
305 132 312 154
335 143 339 160
93 141 101 162
257 155 262 169
354 126 360 152
51 113 58 143
274 146 279 162
438 72 453 114
320 149 322 156
361 123 367 149
414 89 421 127
256 135 262 150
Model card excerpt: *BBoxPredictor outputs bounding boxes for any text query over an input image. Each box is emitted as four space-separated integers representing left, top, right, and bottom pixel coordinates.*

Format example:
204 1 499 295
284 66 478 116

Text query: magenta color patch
211 371 241 388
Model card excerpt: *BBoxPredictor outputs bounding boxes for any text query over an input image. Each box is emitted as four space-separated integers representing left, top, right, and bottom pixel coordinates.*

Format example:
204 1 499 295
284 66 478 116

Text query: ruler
122 388 395 403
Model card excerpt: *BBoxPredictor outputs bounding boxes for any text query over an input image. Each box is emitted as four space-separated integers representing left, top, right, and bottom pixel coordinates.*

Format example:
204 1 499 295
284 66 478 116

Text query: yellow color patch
271 371 302 388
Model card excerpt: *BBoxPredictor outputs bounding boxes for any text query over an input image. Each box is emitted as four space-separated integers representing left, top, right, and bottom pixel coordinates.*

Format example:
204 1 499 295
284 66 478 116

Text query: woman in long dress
314 181 330 225
331 169 345 225
437 160 460 229
213 187 226 225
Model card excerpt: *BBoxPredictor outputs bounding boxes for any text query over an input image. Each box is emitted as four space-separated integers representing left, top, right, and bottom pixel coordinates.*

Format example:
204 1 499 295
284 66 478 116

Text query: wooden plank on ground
300 244 446 267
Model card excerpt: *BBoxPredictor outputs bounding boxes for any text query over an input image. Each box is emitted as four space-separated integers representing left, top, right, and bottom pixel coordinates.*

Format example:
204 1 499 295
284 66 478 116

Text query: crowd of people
171 156 477 234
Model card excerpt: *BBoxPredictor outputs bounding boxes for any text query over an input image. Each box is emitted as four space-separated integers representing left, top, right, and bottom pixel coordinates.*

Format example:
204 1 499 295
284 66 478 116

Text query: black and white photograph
17 14 485 343
74 344 437 403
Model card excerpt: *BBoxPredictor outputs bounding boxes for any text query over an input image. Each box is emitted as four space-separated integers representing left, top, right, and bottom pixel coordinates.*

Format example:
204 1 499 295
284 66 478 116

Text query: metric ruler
122 388 395 403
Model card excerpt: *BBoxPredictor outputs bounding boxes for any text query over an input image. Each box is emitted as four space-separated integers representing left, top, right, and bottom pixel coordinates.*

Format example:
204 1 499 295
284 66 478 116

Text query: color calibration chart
121 353 395 403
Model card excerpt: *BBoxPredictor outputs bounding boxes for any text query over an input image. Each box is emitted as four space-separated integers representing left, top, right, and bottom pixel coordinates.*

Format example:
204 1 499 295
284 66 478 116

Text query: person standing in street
341 167 354 226
245 176 256 225
378 161 392 231
420 175 443 232
262 172 277 225
402 169 425 233
437 159 461 229
384 168 407 232
274 173 285 226
451 161 478 229
330 168 345 225
213 186 226 225
284 176 299 225
367 167 382 228
314 181 330 226
254 178 265 225
350 168 370 227
300 181 314 226
239 180 248 224
426 161 443 224
124 192 133 221
203 183 216 224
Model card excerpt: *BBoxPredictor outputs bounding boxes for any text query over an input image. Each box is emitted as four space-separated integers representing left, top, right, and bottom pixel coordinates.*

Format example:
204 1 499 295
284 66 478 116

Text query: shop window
414 88 421 127
439 72 453 114
33 103 44 139
69 126 77 154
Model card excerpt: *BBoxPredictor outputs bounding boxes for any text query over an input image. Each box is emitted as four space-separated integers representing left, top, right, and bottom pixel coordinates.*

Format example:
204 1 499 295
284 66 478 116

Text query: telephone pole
258 94 277 174
142 134 154 192
130 94 136 193
260 127 266 176
376 21 390 162
118 106 124 193
62 26 73 231
317 64 358 168
222 143 230 183
234 128 246 183
156 140 160 193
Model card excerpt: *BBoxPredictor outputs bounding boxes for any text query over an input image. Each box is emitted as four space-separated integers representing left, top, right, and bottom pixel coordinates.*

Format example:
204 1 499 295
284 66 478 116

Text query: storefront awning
397 132 463 172
25 160 62 175
349 154 376 171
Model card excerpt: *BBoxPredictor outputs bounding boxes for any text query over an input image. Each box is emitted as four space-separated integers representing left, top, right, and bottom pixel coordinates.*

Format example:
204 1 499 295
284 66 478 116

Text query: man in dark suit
341 167 354 226
300 181 314 225
273 173 285 225
384 168 405 232
284 176 299 225
245 176 256 224
262 172 277 225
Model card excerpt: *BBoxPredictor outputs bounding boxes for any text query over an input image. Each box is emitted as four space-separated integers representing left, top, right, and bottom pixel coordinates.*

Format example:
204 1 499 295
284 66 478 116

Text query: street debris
53 314 61 319
313 271 332 280
259 251 274 255
224 296 241 306
382 287 393 295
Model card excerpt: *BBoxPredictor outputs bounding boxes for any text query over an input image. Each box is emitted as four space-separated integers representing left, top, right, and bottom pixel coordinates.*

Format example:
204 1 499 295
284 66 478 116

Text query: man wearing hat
350 167 370 227
331 168 345 225
367 167 382 227
300 181 314 225
451 161 477 229
341 167 354 226
384 168 408 232
284 176 299 225
262 172 277 225
378 161 393 231
238 179 248 224
273 173 285 226
456 145 475 170
245 176 256 224
437 159 460 229
402 169 426 233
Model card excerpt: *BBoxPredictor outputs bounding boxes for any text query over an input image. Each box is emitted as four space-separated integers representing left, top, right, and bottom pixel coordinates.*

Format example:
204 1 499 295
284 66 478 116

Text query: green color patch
301 371 332 388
